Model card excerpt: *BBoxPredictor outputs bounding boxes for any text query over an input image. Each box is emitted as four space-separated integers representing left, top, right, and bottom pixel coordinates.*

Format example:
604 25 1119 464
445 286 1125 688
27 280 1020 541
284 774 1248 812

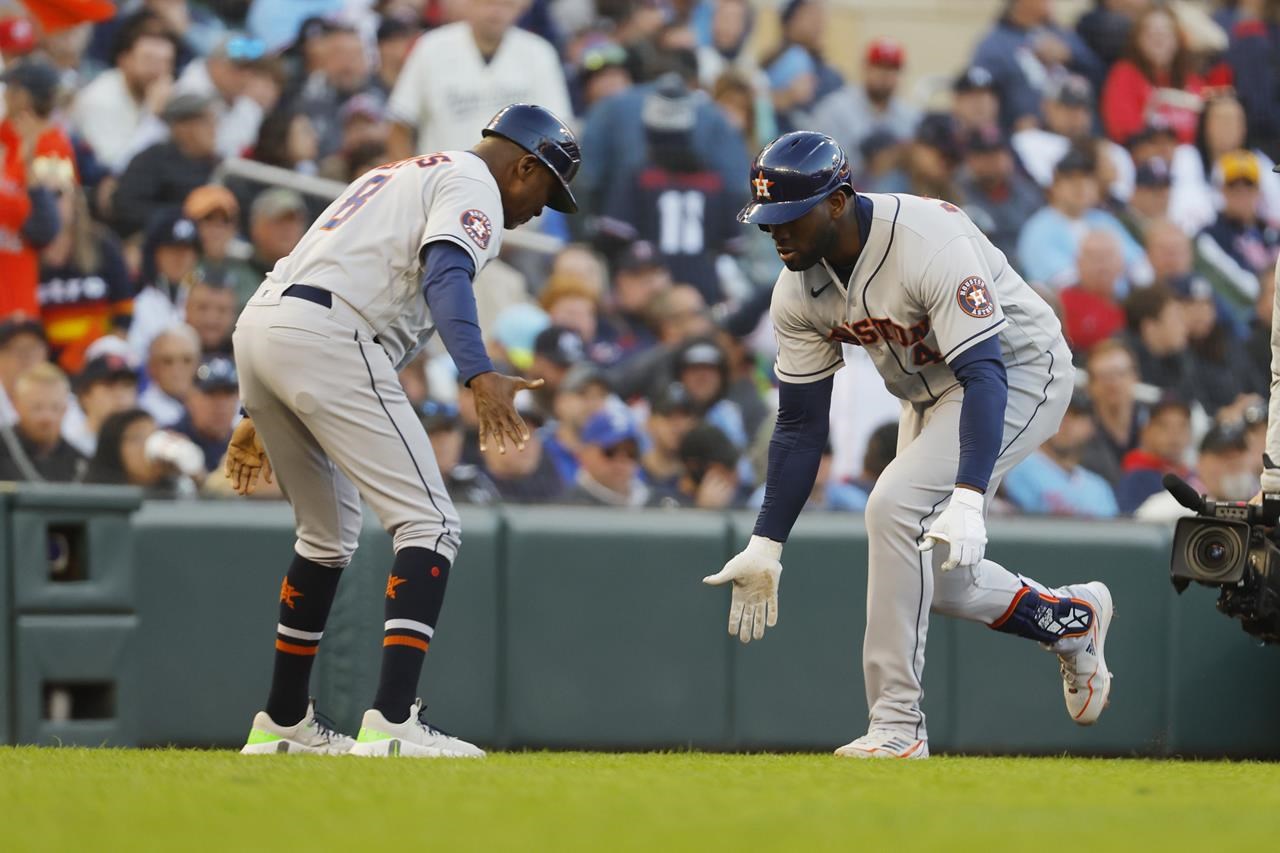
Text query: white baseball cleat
240 699 355 755
1053 581 1114 726
347 699 485 758
834 730 929 759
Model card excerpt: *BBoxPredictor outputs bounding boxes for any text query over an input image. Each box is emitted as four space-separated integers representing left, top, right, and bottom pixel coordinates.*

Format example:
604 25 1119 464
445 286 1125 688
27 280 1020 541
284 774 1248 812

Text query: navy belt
282 283 332 308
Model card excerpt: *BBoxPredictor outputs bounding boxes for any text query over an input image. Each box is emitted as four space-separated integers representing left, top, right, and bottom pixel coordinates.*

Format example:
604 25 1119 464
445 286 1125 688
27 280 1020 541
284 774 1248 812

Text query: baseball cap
193 355 239 393
148 213 200 248
676 341 726 371
162 92 217 123
250 188 308 222
642 73 696 134
1127 116 1177 149
953 66 995 94
419 400 460 433
376 16 416 43
1219 150 1261 186
578 38 628 77
0 315 46 347
493 303 551 358
914 112 961 163
1054 146 1097 178
651 382 695 416
184 185 240 221
1200 421 1248 455
76 354 136 393
0 18 37 56
580 409 640 449
339 92 384 125
533 326 586 368
220 34 267 63
1 57 60 112
616 240 665 273
964 124 1006 155
1046 74 1093 108
1134 157 1172 188
865 37 904 69
859 128 901 163
561 362 610 394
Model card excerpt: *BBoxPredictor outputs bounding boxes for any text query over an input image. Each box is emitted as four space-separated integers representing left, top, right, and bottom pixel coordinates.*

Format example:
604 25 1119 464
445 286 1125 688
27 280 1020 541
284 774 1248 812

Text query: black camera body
1165 475 1280 644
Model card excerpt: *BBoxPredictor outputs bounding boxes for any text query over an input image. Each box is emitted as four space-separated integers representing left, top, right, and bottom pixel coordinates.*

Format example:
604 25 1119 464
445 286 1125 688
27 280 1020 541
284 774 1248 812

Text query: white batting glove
919 487 987 572
703 535 783 644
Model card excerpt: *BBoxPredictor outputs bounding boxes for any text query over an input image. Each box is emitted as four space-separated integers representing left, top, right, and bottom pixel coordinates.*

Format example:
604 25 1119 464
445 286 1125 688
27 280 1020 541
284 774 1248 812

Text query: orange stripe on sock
990 586 1030 629
275 639 319 656
383 635 429 651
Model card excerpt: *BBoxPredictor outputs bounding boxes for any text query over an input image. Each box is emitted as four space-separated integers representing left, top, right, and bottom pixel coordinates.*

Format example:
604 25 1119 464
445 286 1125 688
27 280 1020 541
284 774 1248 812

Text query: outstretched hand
470 372 545 454
225 417 273 496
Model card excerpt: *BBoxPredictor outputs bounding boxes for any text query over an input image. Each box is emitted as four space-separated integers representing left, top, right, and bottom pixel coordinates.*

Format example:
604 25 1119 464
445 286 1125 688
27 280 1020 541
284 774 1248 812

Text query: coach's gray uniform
233 152 503 568
772 193 1074 740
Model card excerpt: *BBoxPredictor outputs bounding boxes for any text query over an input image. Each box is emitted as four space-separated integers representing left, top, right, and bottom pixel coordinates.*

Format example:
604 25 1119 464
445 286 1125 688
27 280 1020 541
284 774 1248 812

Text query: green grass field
3 749 1277 851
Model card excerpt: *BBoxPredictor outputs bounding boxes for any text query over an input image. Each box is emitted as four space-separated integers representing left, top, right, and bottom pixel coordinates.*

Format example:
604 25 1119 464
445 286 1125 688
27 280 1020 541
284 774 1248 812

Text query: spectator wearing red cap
1101 5 1205 146
807 36 919 174
1059 230 1127 354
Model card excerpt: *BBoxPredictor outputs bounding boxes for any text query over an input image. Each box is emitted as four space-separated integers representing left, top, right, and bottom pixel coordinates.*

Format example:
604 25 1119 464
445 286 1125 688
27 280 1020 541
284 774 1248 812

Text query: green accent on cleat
356 727 394 743
246 729 283 745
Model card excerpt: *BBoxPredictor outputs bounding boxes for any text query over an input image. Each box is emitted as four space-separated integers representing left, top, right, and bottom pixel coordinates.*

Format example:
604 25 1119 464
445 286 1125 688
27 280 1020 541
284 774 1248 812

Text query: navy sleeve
21 187 61 248
949 334 1008 493
753 376 833 542
420 240 494 385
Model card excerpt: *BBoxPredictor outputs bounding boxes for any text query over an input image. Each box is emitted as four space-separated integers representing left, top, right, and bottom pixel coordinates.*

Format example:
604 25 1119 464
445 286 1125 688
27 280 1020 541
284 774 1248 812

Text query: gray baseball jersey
265 151 504 369
767 192 1080 743
235 151 505 567
770 192 1062 402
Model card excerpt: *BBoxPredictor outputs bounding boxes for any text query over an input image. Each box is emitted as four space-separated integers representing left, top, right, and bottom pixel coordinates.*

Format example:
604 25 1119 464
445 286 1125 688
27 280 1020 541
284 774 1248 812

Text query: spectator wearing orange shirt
1101 5 1205 145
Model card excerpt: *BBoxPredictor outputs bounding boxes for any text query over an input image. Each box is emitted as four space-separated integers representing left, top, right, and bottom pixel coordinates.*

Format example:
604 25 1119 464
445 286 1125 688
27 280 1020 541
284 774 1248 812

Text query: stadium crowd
0 0 1276 519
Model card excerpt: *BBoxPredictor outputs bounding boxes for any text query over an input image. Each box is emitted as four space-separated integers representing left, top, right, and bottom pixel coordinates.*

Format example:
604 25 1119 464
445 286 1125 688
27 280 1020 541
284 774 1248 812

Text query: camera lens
1188 527 1241 579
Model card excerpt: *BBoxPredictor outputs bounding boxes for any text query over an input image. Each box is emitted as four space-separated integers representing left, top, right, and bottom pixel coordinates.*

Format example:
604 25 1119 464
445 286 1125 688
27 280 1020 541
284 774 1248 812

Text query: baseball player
704 132 1114 759
228 104 580 758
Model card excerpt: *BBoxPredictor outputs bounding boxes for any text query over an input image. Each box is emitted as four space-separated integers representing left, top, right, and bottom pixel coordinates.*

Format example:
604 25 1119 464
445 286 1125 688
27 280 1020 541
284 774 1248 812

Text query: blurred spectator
1078 339 1144 486
529 325 587 418
857 130 907 193
173 33 277 159
37 185 132 374
246 188 307 278
318 95 390 182
906 112 963 202
957 124 1044 260
173 354 239 471
1012 73 1135 202
1114 396 1193 513
1076 0 1147 67
421 401 500 506
671 422 741 509
1246 264 1274 394
1145 217 1194 286
129 213 201 358
249 107 319 174
84 407 201 496
1016 146 1151 289
1135 419 1260 518
139 324 199 427
0 318 48 428
62 354 138 457
837 420 898 507
1195 151 1280 314
1 61 65 320
564 408 651 506
1059 230 1127 353
950 66 1000 134
597 75 741 305
294 22 373 158
70 24 176 172
1172 273 1262 416
1220 0 1280 160
575 38 634 114
1171 92 1280 234
184 276 236 355
642 381 698 493
972 0 1103 131
1004 390 1120 517
763 0 843 132
808 36 919 174
0 363 84 482
718 332 769 442
1101 4 1204 145
672 338 746 449
541 364 610 485
1116 157 1172 242
1121 284 1198 403
112 92 221 238
371 17 419 103
550 243 609 297
387 0 572 160
602 242 670 363
183 184 258 306
479 404 562 503
712 69 766 153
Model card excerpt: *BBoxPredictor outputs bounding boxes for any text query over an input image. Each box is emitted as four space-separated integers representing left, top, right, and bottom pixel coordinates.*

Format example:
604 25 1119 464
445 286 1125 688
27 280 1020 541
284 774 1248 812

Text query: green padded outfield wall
3 493 1279 755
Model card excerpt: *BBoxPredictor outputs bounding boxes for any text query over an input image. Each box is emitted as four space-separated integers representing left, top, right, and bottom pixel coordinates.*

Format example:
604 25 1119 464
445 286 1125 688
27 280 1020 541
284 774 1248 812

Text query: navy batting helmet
482 103 581 214
737 131 852 225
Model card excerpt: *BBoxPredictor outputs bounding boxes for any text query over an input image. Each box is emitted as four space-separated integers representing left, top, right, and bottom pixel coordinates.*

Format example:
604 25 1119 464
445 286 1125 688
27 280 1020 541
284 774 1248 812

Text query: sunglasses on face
157 354 197 366
603 441 640 460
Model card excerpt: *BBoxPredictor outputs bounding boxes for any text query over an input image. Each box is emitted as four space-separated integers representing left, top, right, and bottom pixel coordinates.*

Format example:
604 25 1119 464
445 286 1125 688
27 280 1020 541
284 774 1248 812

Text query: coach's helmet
737 131 853 226
483 103 581 214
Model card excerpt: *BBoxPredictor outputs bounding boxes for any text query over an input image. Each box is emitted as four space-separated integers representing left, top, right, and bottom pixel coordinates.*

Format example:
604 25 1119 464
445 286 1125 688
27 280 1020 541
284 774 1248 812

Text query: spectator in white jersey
139 325 200 428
